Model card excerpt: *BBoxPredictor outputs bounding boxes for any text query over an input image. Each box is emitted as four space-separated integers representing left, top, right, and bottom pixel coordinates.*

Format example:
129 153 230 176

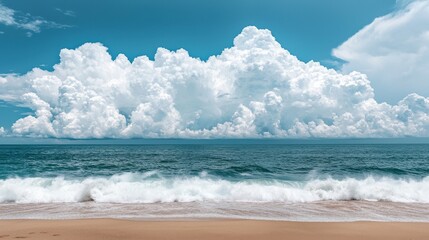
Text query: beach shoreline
1 219 429 240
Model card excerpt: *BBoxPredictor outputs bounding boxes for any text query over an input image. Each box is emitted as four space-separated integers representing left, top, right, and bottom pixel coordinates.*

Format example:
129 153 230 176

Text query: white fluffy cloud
1 26 429 139
333 0 429 103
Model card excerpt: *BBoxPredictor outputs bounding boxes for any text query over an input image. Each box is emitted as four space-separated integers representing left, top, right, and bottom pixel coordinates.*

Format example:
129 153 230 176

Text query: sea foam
1 172 428 203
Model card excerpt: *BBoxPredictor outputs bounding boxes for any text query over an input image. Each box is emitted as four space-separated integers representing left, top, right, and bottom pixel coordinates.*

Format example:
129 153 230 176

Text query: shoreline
2 201 429 222
2 216 429 222
1 219 429 240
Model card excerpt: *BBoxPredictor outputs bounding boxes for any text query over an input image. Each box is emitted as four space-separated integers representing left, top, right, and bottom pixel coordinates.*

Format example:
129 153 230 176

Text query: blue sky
0 0 395 74
1 0 429 140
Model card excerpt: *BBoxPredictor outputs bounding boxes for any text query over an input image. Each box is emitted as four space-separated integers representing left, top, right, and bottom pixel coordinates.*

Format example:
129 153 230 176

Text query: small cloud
319 58 346 70
55 8 75 17
395 0 414 8
20 111 34 116
0 2 68 35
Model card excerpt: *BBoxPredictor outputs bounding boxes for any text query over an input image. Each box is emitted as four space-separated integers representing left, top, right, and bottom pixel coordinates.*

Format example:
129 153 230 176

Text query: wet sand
1 219 429 240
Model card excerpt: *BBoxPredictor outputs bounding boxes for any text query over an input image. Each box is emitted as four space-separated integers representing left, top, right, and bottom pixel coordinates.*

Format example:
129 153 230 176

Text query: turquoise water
2 144 428 179
1 144 429 220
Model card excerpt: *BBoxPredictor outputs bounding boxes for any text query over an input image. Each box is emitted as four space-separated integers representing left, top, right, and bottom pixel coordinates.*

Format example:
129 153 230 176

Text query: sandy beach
0 219 428 240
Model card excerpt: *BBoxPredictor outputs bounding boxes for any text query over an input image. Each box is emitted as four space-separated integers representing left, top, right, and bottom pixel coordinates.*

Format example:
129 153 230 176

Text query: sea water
1 143 429 221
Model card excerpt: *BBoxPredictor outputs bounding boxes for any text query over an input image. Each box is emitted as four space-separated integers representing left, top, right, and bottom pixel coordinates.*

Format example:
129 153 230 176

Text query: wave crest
1 173 428 203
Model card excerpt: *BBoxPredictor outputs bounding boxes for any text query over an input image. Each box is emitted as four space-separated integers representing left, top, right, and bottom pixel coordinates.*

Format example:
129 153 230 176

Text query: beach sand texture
1 219 429 240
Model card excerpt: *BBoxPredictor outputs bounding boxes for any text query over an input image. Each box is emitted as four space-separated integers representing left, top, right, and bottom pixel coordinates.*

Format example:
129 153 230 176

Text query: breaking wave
1 172 429 203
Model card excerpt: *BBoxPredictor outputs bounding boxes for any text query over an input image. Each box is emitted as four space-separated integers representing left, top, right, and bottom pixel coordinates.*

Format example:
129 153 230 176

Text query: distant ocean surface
1 144 429 221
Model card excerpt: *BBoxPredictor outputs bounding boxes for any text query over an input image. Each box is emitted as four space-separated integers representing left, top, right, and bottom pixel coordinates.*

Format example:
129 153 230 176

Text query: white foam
1 173 429 203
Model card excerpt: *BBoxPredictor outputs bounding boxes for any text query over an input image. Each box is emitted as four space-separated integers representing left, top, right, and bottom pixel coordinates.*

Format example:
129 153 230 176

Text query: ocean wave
1 172 429 203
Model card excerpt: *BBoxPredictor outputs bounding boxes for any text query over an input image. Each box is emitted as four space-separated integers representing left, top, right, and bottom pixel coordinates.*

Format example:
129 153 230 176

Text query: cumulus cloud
0 2 67 35
333 0 429 103
1 26 429 139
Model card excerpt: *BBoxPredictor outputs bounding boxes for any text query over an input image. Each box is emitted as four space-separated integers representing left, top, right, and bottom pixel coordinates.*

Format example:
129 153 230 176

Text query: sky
1 0 429 140
0 0 395 74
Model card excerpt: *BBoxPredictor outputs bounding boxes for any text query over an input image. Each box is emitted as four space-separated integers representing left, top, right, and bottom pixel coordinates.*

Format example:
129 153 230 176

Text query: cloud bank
1 26 429 139
333 0 429 103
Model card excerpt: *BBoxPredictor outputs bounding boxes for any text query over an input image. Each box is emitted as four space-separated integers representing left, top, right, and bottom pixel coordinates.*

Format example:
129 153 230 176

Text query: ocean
1 143 429 221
